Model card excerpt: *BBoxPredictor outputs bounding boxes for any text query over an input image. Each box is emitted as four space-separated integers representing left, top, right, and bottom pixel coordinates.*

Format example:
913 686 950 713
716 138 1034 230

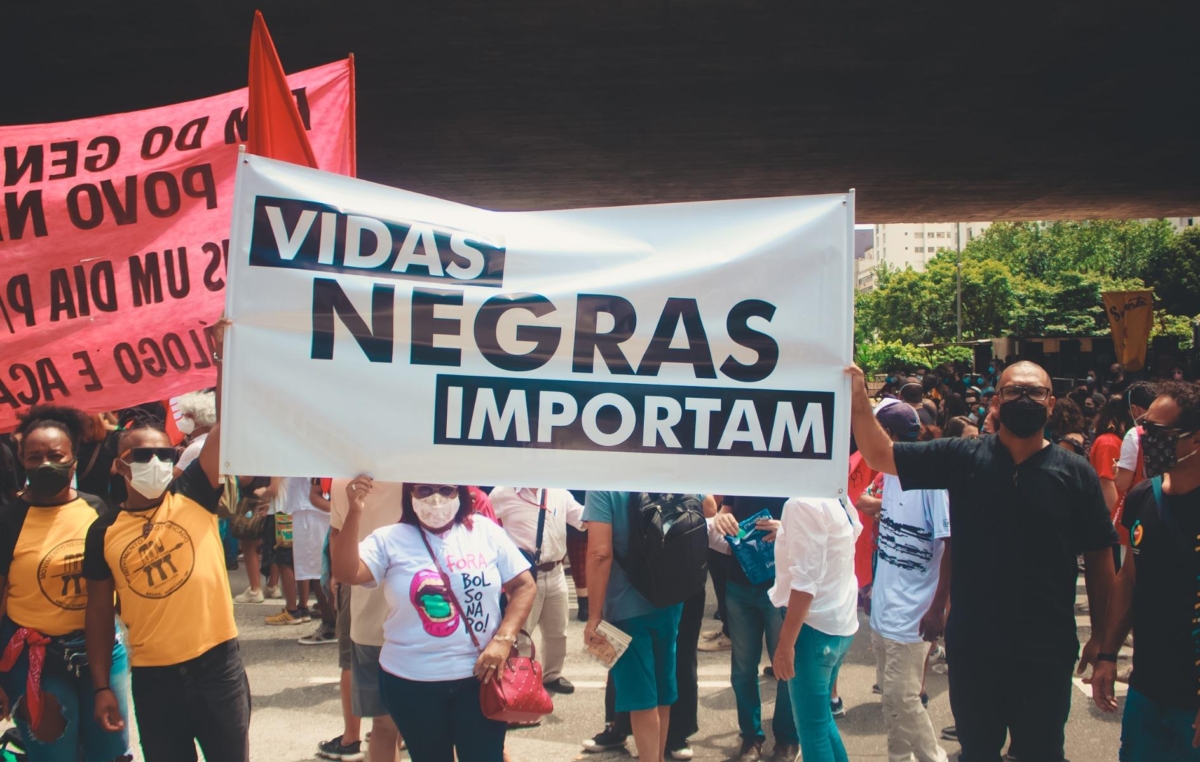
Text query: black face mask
26 460 75 500
1142 429 1197 478
998 399 1049 439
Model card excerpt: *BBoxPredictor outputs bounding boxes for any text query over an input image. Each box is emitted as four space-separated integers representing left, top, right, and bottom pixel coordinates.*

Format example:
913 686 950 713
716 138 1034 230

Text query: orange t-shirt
0 493 106 636
83 462 237 666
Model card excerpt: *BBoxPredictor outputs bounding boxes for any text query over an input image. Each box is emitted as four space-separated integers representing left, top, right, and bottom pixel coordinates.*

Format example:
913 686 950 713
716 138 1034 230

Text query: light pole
956 224 962 342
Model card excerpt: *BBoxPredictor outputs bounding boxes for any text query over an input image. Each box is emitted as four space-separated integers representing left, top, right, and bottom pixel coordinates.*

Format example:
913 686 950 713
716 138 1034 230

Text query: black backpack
616 493 709 608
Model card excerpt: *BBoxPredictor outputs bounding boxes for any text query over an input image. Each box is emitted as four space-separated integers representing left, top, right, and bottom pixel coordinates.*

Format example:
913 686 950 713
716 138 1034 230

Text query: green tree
1143 228 1200 317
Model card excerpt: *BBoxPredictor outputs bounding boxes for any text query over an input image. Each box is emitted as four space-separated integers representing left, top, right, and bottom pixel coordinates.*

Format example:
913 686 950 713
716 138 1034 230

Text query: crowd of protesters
0 333 1198 762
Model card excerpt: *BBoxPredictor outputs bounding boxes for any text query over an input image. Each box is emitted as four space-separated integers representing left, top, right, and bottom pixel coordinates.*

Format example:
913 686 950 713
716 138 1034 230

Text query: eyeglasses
411 485 458 500
998 385 1051 403
122 447 178 464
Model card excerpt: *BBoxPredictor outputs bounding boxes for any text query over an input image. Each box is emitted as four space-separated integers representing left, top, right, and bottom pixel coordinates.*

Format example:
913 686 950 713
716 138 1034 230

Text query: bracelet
1097 653 1119 663
94 686 112 694
492 634 518 645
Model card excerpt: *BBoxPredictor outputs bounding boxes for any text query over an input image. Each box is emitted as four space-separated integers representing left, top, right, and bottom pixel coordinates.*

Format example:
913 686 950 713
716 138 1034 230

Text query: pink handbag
419 530 554 723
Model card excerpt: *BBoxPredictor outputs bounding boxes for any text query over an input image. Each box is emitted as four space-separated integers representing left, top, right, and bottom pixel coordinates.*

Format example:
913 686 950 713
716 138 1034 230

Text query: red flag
247 10 318 167
162 399 186 446
847 451 880 588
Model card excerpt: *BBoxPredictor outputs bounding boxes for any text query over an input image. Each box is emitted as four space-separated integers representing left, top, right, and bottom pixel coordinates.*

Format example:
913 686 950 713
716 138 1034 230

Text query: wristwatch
1096 653 1119 663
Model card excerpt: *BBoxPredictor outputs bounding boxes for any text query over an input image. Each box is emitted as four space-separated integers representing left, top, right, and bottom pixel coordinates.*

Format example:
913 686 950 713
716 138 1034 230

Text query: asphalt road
232 568 1124 762
0 565 1123 760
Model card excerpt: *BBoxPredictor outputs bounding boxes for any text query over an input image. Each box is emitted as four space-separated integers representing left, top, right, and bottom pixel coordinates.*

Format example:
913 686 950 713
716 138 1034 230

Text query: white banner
221 155 854 498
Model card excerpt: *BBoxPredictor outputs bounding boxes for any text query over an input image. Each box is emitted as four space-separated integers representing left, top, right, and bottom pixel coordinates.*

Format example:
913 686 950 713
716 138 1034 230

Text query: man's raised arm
847 365 898 475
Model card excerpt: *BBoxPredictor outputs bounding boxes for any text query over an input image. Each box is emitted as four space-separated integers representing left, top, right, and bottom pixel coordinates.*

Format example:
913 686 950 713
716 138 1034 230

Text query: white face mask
176 416 195 436
412 493 459 529
127 456 175 500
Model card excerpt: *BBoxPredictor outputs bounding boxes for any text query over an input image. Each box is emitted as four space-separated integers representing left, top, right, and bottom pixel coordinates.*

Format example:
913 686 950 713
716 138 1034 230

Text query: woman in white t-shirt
769 497 863 762
332 477 536 762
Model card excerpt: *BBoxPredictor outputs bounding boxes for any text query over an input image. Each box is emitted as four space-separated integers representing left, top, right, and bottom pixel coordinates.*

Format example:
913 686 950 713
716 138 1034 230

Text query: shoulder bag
418 527 554 723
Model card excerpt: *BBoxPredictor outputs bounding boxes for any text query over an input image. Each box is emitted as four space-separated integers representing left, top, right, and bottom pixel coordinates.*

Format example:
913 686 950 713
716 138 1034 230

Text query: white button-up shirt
489 487 585 564
769 497 863 637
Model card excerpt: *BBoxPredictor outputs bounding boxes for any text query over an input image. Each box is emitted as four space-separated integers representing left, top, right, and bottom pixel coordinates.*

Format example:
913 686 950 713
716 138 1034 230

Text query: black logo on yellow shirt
118 521 196 598
37 540 87 610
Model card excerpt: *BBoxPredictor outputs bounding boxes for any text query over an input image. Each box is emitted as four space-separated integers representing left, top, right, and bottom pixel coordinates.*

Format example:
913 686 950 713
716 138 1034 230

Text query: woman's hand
772 642 796 682
93 687 126 731
474 636 514 683
712 512 740 537
346 475 374 513
755 518 782 542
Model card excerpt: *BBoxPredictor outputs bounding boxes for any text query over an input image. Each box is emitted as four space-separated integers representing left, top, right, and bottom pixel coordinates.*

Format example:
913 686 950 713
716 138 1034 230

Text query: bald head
1000 361 1052 389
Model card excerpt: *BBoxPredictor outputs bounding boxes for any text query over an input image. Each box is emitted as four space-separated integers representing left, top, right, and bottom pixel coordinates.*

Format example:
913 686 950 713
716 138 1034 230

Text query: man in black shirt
848 360 1117 762
1093 381 1200 760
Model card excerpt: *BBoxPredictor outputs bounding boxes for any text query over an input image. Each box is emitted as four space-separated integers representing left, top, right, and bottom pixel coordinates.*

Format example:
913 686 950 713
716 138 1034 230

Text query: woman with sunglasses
0 405 132 762
332 478 537 762
81 318 250 762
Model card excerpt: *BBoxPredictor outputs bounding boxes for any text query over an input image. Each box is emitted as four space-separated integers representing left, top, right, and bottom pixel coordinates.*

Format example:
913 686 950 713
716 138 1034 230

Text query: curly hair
16 405 88 456
1155 381 1200 432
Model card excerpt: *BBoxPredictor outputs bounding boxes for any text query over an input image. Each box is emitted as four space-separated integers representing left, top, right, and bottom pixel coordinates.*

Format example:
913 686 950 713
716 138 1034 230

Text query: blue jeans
1119 687 1200 761
787 624 853 762
0 622 131 762
726 581 797 745
379 671 507 762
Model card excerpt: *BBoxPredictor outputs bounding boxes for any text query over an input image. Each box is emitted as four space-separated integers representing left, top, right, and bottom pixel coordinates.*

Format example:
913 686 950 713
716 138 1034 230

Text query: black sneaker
830 697 845 719
941 725 958 742
582 723 628 753
736 738 763 761
577 597 590 622
317 735 364 761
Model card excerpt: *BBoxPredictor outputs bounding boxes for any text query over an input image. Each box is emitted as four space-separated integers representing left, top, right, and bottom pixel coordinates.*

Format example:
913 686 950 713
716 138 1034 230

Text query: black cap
876 403 920 441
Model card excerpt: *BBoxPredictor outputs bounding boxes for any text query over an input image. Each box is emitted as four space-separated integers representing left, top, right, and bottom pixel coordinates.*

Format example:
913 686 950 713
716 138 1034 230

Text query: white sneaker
265 585 283 600
234 588 264 604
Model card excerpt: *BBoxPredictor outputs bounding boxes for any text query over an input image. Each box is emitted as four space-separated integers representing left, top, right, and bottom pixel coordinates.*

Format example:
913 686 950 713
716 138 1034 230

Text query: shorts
611 603 684 712
337 583 353 671
259 515 294 571
351 643 387 718
292 510 330 581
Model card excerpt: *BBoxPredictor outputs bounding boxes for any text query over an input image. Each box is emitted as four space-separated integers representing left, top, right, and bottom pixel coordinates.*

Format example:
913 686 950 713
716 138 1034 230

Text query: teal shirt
583 491 657 622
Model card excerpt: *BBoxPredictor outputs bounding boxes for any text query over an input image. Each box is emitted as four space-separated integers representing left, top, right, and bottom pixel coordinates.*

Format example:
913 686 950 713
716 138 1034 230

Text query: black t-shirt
722 496 787 588
894 435 1117 661
1122 479 1200 710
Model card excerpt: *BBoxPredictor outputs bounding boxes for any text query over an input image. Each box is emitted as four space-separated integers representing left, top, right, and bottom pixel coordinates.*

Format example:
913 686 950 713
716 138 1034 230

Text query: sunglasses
998 385 1052 403
123 447 178 464
1141 420 1193 439
411 485 458 500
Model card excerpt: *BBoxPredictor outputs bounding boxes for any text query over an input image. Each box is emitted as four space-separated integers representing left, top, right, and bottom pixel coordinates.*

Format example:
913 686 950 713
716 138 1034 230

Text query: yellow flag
1102 290 1154 372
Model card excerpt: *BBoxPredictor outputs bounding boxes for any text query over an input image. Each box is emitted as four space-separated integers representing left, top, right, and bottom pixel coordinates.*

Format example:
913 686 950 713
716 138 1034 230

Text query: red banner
0 60 354 430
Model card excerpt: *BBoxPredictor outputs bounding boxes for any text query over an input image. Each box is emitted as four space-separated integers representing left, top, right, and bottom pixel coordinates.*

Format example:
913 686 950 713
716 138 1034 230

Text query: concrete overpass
5 1 1197 220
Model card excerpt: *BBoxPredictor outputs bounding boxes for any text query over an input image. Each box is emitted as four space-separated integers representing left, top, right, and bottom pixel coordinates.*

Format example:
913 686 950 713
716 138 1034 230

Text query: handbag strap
532 490 547 566
1150 476 1200 572
418 527 483 651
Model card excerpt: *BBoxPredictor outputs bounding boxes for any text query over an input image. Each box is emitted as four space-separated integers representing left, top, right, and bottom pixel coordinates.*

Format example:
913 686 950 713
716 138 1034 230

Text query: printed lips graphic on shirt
410 569 460 637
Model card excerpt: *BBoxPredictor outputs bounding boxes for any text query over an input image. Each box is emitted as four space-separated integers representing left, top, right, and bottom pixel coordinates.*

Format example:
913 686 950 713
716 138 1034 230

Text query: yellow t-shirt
83 462 237 667
0 494 106 636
